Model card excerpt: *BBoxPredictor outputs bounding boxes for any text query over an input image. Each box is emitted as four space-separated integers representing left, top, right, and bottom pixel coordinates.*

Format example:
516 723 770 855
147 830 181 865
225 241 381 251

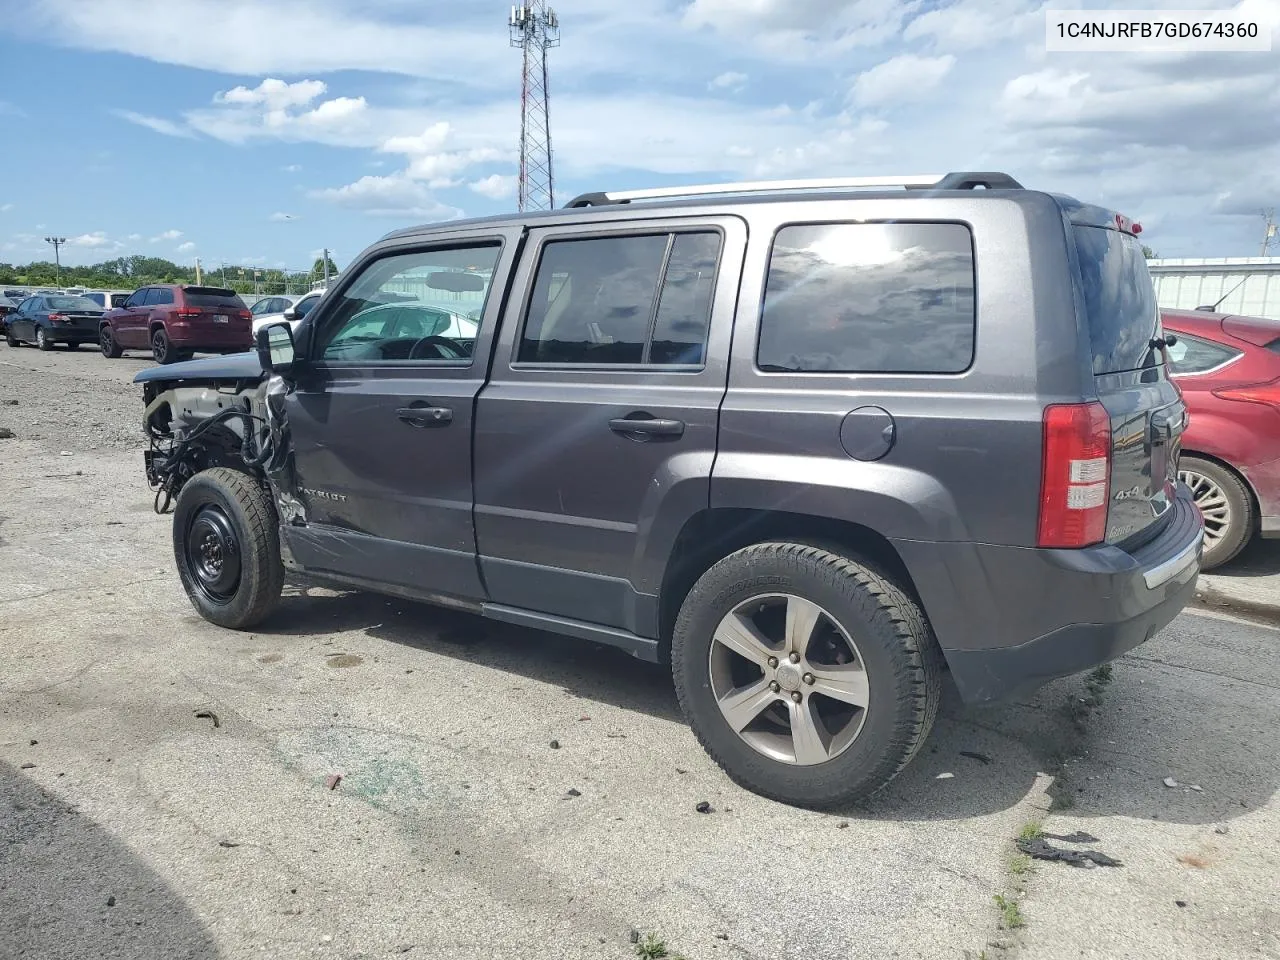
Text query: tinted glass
141 289 160 306
111 294 130 308
520 235 668 364
183 288 241 308
759 222 976 374
156 288 176 305
649 233 721 365
316 243 500 363
1166 332 1240 374
46 296 101 310
295 294 321 318
81 292 106 308
1073 227 1159 375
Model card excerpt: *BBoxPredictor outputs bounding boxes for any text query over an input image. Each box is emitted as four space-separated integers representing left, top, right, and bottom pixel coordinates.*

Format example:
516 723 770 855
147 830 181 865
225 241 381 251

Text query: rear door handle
397 406 453 427
609 416 685 438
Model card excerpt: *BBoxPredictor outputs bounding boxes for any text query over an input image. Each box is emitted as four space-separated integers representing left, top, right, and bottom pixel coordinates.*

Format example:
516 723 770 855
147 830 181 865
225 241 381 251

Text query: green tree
1141 245 1158 259
312 253 339 281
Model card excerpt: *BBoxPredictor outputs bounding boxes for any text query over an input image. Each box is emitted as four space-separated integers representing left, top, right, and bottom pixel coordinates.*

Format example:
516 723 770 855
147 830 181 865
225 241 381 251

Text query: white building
1148 257 1280 321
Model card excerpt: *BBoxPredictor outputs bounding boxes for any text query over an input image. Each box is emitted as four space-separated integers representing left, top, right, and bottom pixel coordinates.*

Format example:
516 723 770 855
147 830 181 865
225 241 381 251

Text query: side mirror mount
256 321 299 376
282 305 299 321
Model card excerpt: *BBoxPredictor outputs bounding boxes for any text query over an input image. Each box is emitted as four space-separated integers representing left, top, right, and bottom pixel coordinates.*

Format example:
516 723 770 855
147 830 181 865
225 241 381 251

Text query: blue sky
1 0 1277 272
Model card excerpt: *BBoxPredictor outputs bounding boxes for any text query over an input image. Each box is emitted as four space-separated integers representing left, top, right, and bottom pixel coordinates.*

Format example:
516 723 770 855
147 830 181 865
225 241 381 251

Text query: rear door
1072 222 1186 545
11 298 38 341
473 217 744 636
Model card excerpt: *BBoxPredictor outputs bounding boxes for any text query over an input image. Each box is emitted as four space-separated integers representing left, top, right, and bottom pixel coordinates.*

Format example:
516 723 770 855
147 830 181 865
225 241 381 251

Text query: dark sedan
3 294 104 350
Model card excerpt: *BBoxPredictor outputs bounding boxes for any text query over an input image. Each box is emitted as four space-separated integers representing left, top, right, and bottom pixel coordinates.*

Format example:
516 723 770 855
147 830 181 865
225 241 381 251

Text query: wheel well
658 508 919 652
150 320 167 334
1181 449 1260 529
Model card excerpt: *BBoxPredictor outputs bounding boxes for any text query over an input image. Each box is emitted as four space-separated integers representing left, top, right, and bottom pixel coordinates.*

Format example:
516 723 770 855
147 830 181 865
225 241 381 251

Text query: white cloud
851 54 956 107
150 229 183 243
113 109 196 138
308 174 458 219
0 203 12 213
469 174 518 200
282 164 302 173
126 233 142 241
269 212 298 222
68 232 113 248
184 78 372 145
176 241 196 253
709 71 748 92
903 0 1042 51
217 77 326 109
683 0 915 58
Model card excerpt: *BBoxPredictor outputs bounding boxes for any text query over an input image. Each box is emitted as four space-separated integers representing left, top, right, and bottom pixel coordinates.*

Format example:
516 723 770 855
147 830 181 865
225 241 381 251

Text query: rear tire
152 327 175 364
672 541 942 808
36 327 53 351
172 467 284 629
100 326 124 358
4 326 19 347
1180 455 1254 569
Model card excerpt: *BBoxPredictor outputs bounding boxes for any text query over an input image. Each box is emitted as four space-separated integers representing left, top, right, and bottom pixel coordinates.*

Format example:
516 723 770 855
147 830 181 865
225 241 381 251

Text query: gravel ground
1 342 1277 960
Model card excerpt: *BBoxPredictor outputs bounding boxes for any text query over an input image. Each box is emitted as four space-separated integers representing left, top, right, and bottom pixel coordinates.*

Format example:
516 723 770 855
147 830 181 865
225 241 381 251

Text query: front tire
100 326 124 358
672 542 942 808
173 467 284 629
1180 455 1254 569
36 327 53 351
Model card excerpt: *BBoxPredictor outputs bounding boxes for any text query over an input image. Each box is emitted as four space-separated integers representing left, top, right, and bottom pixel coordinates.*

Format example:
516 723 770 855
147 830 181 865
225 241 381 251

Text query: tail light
176 310 201 319
1038 402 1111 548
238 309 252 321
1212 378 1280 408
47 313 68 323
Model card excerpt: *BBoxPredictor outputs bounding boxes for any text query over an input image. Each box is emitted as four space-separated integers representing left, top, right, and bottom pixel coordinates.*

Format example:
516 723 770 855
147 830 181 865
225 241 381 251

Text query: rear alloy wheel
152 327 175 364
173 467 284 629
4 326 18 347
36 327 53 351
1179 455 1254 570
100 326 124 358
672 541 942 808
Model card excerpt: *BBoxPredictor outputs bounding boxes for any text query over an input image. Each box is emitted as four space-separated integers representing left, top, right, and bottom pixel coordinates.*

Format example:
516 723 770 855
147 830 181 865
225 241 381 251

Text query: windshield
1073 226 1161 375
47 296 101 311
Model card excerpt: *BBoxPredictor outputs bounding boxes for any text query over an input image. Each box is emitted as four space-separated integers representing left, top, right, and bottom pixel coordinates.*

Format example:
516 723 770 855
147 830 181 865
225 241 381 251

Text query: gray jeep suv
135 171 1203 807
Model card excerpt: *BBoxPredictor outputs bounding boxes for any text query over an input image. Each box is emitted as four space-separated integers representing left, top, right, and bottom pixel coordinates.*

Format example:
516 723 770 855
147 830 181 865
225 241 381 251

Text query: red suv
1163 308 1280 568
100 284 252 364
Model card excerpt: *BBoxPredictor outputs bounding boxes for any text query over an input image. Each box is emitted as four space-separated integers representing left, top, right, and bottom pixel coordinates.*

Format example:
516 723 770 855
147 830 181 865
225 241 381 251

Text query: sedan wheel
1179 455 1254 569
36 327 52 351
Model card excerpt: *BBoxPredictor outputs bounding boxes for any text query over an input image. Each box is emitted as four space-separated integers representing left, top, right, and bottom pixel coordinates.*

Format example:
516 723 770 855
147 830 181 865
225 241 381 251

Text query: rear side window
184 286 243 308
519 231 723 366
1167 332 1240 374
758 222 975 374
1073 227 1159 375
152 288 175 305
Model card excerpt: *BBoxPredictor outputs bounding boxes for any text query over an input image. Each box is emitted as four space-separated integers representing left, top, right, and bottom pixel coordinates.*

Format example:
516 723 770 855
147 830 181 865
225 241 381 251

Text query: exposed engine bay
141 374 305 524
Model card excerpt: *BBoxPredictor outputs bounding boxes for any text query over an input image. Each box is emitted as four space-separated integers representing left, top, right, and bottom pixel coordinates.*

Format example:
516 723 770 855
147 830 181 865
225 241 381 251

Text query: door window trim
304 233 512 371
510 223 726 374
1165 330 1244 378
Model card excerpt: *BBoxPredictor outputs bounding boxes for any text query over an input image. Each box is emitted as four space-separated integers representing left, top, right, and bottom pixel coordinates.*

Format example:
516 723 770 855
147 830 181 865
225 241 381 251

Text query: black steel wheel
173 467 284 629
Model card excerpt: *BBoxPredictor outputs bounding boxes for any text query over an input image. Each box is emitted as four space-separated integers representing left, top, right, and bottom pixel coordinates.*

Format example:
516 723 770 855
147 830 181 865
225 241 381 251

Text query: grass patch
1009 854 1034 877
635 933 685 960
994 893 1025 930
1017 822 1043 843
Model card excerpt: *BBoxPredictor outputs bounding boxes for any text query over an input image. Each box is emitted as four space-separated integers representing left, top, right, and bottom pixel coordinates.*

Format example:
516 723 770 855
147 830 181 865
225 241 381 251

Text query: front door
116 288 151 348
281 230 521 602
473 217 745 636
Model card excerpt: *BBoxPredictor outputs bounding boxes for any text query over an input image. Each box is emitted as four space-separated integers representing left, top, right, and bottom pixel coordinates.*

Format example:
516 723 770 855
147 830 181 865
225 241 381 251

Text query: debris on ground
1189 784 1203 792
549 740 560 749
675 768 688 775
28 739 37 746
1163 776 1179 788
1176 900 1188 908
565 788 582 798
106 896 116 907
578 715 590 721
1043 831 1100 844
936 772 955 779
0 428 15 439
695 801 713 814
1214 825 1230 835
324 774 343 791
218 840 241 848
19 763 35 770
629 929 641 944
716 933 729 940
837 821 849 829
1017 836 1123 868
606 732 627 739
194 709 221 729
960 750 992 765
59 450 71 456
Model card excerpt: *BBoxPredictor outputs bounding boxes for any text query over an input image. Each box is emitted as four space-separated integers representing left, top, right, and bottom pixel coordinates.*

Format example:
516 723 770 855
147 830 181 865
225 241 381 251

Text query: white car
251 289 326 337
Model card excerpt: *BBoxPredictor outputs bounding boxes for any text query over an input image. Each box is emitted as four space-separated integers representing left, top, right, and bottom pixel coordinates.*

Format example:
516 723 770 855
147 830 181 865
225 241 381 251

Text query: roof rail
564 171 1023 208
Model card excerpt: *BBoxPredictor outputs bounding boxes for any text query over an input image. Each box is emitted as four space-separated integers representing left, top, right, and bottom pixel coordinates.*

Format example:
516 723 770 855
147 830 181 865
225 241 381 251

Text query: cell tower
509 3 560 211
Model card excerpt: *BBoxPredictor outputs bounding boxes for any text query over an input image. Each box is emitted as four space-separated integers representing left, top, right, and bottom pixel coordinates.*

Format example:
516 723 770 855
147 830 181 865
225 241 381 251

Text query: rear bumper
166 321 252 350
893 484 1204 704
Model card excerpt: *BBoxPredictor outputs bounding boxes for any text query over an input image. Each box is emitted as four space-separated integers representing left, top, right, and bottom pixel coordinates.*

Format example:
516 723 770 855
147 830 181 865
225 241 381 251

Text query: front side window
315 243 500 363
295 294 321 318
1167 332 1240 374
518 231 722 366
758 222 976 374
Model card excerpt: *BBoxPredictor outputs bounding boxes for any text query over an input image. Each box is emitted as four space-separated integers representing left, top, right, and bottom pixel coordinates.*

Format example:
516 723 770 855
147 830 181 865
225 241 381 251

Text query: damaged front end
141 372 302 522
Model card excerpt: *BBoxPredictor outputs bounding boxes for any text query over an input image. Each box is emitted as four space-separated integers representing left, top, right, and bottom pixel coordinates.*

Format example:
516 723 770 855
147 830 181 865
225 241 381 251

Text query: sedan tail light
47 313 68 323
1212 378 1280 408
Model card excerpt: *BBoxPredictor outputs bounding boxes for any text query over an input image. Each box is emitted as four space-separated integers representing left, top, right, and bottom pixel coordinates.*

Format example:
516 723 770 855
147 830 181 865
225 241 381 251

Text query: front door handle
397 406 453 427
609 416 685 439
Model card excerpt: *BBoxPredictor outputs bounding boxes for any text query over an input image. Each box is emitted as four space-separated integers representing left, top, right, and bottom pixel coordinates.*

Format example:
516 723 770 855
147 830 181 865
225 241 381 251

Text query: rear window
184 286 245 308
1073 226 1159 375
757 222 976 374
47 296 101 310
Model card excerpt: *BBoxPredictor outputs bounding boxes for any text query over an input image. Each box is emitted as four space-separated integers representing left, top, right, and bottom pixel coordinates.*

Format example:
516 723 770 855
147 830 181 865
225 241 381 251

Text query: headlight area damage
141 374 305 524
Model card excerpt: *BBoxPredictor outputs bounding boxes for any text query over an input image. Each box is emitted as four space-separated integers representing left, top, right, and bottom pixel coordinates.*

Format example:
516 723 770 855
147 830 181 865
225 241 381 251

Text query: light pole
44 236 67 286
